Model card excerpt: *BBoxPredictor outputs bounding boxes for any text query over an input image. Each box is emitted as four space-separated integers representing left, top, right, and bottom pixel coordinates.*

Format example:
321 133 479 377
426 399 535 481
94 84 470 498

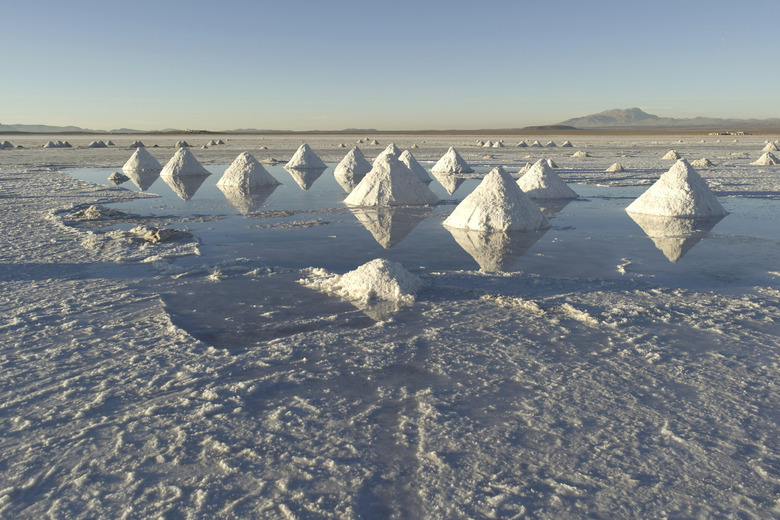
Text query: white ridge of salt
662 149 682 160
547 159 558 168
606 162 625 172
285 143 327 169
343 153 438 207
443 166 549 232
517 159 578 199
398 150 431 182
217 152 279 188
160 148 211 177
751 152 779 165
122 147 162 174
431 147 474 174
625 159 727 217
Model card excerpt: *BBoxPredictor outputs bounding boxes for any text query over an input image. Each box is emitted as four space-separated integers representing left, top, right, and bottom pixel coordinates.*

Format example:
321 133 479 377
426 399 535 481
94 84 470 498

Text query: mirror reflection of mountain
431 171 466 195
447 227 548 272
627 212 725 262
160 173 211 201
125 169 161 191
349 206 431 249
534 198 573 219
285 167 326 190
217 184 279 214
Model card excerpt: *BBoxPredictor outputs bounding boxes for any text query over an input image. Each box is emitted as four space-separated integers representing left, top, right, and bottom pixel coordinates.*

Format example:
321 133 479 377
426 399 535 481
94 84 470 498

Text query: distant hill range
558 108 780 131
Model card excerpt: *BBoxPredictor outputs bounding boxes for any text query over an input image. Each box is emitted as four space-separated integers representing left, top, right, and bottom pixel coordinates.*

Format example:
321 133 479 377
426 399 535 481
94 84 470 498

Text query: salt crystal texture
662 150 682 160
398 150 431 182
334 147 372 192
122 147 162 174
285 143 327 170
217 152 279 188
160 148 210 177
431 147 473 174
444 166 549 232
343 154 438 206
625 159 727 217
517 159 578 199
751 152 779 165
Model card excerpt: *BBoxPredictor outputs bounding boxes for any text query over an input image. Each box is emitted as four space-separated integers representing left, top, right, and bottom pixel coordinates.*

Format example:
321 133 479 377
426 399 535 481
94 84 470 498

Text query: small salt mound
285 143 327 169
411 143 419 149
373 143 402 165
129 140 145 148
529 140 542 147
106 140 115 146
625 159 727 217
545 141 556 147
547 159 558 168
763 142 779 152
492 141 505 148
444 166 549 232
175 140 190 148
398 150 431 182
87 140 107 148
217 139 225 145
208 139 218 146
370 139 380 145
122 147 162 174
691 158 715 168
1 140 13 149
560 141 573 147
344 154 438 206
751 152 779 165
431 147 474 174
662 149 682 160
483 141 493 148
571 150 590 158
517 159 578 199
334 146 372 192
517 162 532 175
516 141 528 148
160 147 211 177
301 258 422 307
338 143 346 147
476 140 485 146
217 152 279 188
108 171 129 184
606 162 625 172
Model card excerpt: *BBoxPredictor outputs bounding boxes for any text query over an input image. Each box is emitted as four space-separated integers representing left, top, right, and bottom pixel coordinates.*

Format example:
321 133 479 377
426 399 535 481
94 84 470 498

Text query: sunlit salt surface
68 163 778 291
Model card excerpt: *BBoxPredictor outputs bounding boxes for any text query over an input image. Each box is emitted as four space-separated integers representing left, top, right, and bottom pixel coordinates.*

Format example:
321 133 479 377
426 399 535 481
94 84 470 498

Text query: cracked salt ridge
1 135 779 519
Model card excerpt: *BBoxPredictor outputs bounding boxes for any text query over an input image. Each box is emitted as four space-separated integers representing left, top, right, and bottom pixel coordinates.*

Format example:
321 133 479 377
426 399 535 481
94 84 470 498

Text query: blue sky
2 0 778 131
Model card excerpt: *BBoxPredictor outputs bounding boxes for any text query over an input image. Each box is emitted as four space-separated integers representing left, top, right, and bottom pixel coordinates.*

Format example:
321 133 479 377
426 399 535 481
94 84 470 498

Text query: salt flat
0 133 779 518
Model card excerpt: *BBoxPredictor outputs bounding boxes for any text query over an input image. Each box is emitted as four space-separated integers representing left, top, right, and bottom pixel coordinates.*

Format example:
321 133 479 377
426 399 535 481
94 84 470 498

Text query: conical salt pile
175 140 190 148
129 140 145 148
373 143 402 165
762 142 778 152
492 141 505 148
662 149 682 160
123 147 162 174
545 141 557 147
571 150 590 158
625 159 727 217
285 143 327 169
398 150 431 182
560 141 573 147
547 159 558 168
517 162 532 175
344 154 438 207
517 141 528 147
751 152 779 165
529 140 542 147
334 146 372 192
691 158 715 168
217 152 279 188
606 162 625 172
517 159 578 199
160 147 211 177
444 166 549 232
431 147 473 174
483 141 493 148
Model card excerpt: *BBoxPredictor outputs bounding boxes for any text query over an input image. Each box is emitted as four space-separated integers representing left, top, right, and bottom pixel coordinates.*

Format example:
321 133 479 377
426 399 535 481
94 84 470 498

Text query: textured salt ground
1 136 780 519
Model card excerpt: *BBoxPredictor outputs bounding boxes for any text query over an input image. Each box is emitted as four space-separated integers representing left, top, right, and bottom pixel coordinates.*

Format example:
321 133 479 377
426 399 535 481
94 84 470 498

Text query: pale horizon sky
2 0 779 131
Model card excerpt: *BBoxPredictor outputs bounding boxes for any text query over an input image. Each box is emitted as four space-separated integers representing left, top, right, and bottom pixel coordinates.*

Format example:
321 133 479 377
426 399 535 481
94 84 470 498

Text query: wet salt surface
68 164 779 291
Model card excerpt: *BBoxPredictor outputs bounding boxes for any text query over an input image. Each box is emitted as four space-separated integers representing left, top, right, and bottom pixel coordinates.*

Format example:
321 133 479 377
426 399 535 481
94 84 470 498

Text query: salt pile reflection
628 213 725 262
349 206 432 249
217 184 279 214
447 227 548 271
285 167 326 190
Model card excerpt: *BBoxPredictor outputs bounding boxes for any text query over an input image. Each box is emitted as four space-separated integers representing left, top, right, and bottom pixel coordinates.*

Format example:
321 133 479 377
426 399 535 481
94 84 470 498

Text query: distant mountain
559 108 780 129
0 123 147 134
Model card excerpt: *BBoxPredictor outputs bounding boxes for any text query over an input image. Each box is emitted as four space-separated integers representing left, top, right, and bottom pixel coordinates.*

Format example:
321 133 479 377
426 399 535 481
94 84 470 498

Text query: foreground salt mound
333 146 372 192
444 166 549 232
344 154 438 206
662 149 682 160
122 147 162 174
398 150 431 182
160 148 211 177
373 143 401 164
606 162 625 172
517 159 578 199
217 152 279 188
285 143 327 169
625 159 727 217
431 147 474 173
751 152 779 165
